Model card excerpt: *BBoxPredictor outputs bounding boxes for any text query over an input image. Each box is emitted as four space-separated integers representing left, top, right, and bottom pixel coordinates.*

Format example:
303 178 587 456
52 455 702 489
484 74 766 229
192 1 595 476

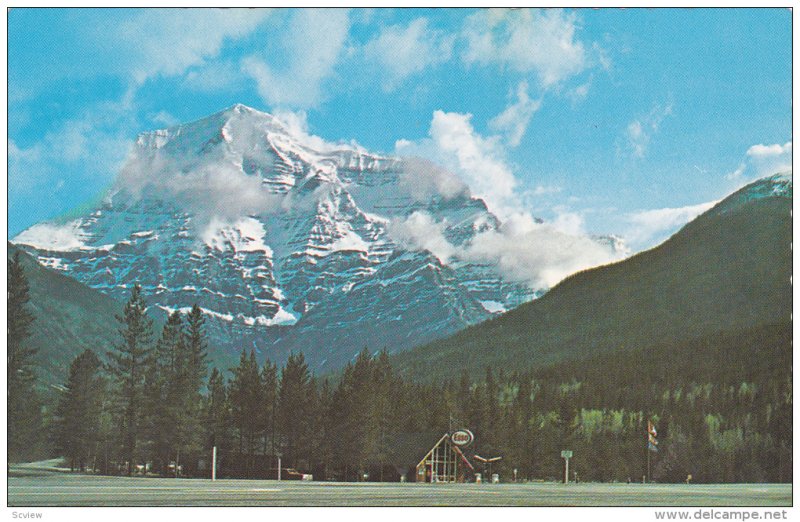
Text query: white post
564 458 569 485
278 457 281 481
211 446 217 481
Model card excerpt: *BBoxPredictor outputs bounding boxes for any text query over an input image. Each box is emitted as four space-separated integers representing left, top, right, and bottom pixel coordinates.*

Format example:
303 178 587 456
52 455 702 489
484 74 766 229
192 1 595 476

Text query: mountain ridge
392 173 792 381
18 104 622 372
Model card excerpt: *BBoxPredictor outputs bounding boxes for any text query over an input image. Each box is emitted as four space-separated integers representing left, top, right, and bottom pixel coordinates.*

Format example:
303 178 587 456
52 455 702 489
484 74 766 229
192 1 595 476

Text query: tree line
8 257 792 482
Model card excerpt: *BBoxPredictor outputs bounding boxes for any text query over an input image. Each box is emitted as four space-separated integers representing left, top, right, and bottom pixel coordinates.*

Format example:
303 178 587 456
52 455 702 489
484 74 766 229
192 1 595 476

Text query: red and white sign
450 429 474 447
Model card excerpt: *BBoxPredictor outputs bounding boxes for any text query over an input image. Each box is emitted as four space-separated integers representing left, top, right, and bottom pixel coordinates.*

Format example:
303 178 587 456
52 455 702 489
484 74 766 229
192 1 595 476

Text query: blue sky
7 8 792 250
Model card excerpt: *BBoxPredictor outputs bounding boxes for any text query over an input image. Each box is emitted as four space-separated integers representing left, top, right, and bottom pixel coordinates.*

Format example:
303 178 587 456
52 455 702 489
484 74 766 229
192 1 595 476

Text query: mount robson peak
14 104 625 373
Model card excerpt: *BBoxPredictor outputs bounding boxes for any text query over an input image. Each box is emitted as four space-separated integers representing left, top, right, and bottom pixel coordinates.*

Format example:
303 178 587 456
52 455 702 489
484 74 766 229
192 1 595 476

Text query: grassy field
7 470 791 507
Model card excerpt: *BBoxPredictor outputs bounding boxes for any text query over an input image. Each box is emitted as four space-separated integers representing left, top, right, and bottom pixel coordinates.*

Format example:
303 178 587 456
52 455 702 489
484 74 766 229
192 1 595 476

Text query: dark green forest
394 195 792 382
8 259 792 483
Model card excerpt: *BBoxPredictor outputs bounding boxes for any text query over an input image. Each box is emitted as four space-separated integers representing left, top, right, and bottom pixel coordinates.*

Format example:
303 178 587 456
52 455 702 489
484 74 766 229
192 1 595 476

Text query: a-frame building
415 433 475 483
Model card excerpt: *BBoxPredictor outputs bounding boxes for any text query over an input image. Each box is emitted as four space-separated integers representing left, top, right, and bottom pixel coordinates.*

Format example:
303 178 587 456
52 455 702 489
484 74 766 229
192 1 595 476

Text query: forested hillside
394 175 791 381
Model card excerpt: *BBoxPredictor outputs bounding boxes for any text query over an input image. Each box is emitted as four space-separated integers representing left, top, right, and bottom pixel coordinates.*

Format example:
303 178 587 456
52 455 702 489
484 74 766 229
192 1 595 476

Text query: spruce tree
7 251 41 462
369 351 393 480
260 360 278 456
184 305 208 393
175 305 208 471
143 311 183 474
278 352 313 469
205 367 230 452
53 349 105 471
107 284 153 475
8 252 35 391
229 350 263 459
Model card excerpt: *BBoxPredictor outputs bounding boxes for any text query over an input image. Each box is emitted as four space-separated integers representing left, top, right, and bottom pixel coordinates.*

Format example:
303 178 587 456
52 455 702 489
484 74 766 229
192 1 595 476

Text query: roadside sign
450 429 474 447
561 450 573 484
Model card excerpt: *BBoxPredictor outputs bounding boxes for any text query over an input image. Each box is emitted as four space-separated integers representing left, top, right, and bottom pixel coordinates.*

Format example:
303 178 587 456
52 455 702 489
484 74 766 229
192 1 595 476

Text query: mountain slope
393 173 792 381
13 104 622 373
7 243 124 387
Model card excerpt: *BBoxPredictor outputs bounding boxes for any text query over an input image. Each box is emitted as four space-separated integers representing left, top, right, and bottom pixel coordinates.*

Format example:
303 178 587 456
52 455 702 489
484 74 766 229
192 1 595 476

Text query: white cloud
363 18 455 89
746 142 792 158
725 163 747 181
392 105 626 289
387 210 625 289
549 207 586 236
726 141 792 183
387 211 457 262
272 109 347 154
116 8 271 85
242 9 351 108
746 141 792 177
568 80 591 104
397 157 469 202
624 200 717 250
465 212 624 288
8 139 45 193
489 81 542 147
462 8 589 88
625 102 673 159
116 145 283 233
396 110 520 218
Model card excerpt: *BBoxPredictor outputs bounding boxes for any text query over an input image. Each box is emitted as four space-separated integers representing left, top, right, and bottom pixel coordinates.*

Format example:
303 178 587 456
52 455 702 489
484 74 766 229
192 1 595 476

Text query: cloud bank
389 211 626 289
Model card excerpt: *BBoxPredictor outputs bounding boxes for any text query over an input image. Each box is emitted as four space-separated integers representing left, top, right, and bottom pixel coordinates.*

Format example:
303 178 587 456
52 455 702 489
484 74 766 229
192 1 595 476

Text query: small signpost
211 446 217 481
561 450 573 484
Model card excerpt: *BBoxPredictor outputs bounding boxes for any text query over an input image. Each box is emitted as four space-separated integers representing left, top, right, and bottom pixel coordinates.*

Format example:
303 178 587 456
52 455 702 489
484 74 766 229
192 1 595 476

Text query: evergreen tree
260 360 278 456
184 305 209 393
315 378 335 480
106 284 153 475
8 252 35 391
7 251 41 462
204 367 230 453
143 311 184 474
369 351 393 480
229 350 263 457
279 352 313 469
175 305 209 470
52 349 105 471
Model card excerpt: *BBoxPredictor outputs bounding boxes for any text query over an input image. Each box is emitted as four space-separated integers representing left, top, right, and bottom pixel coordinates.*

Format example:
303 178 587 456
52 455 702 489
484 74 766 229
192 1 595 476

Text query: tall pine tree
7 251 41 462
204 367 230 453
143 311 184 474
229 350 263 457
279 352 313 469
107 284 153 475
52 349 105 471
174 305 208 471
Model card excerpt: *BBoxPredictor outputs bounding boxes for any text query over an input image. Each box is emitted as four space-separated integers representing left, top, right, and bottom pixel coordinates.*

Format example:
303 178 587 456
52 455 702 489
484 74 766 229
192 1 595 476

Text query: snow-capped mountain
14 104 619 372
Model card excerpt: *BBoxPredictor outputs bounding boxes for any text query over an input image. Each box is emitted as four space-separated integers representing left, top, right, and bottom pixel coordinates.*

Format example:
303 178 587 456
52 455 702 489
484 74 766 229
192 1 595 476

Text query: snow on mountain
13 104 621 372
709 172 793 217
